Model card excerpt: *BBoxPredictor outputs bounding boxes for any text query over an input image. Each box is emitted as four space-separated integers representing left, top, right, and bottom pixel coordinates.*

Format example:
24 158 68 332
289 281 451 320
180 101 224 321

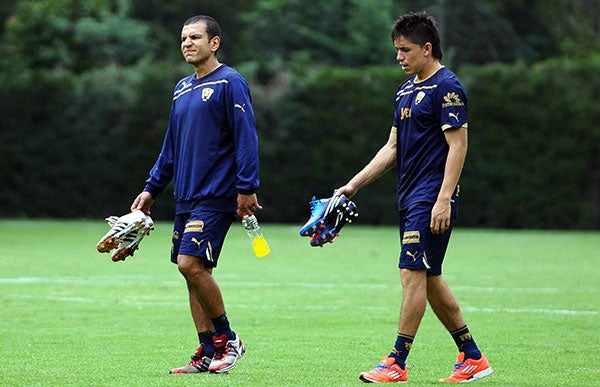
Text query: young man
130 15 262 374
334 12 493 383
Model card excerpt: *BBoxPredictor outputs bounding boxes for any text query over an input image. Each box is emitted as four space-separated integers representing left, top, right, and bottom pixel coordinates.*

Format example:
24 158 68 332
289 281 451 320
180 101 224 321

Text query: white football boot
96 210 154 261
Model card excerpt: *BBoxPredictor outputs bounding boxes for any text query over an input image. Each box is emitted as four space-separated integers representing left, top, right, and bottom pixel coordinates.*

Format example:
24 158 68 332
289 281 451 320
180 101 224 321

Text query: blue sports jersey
144 64 260 213
392 67 467 210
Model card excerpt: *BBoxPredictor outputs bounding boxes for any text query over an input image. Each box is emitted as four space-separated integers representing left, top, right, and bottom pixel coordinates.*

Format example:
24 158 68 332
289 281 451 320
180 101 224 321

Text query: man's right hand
334 184 358 199
131 191 154 215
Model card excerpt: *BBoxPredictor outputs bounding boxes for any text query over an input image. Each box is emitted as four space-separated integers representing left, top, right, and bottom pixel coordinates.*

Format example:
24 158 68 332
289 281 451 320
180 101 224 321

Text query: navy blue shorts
398 199 458 276
171 210 235 268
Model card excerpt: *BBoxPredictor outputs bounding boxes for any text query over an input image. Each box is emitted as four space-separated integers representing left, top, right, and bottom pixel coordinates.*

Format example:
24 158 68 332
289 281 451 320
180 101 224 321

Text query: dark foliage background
1 0 599 229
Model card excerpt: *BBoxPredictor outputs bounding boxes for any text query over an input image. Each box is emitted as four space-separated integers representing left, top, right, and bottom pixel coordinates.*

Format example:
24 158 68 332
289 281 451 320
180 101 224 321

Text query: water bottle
241 214 270 257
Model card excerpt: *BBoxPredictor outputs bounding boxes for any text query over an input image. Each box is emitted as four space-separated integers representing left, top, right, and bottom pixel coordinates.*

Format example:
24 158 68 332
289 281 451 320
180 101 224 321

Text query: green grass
1 219 599 386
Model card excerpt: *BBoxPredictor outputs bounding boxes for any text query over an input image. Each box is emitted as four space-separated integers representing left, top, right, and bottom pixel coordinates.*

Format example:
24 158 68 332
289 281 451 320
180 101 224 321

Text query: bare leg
186 280 214 332
178 254 226 319
428 276 491 382
169 255 221 374
426 274 465 331
398 268 428 335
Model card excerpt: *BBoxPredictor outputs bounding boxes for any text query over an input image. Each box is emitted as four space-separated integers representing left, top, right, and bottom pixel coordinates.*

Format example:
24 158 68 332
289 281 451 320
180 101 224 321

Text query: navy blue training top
144 64 260 213
392 67 467 210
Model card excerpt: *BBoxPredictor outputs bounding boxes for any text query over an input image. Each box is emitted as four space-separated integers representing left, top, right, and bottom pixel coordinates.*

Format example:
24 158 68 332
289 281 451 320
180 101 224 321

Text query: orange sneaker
359 356 407 383
439 352 493 383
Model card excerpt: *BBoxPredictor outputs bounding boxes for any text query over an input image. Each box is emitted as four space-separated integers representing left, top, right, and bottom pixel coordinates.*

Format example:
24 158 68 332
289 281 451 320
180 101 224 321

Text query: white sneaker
208 334 245 374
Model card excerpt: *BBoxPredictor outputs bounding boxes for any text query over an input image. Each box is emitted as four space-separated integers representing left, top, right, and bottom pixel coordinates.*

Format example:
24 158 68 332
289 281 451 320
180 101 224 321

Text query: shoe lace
373 360 392 372
453 361 465 371
309 199 322 215
189 346 204 364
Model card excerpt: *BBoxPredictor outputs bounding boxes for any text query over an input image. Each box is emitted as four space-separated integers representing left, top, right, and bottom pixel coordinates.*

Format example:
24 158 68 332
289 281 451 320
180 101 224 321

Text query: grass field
1 219 598 386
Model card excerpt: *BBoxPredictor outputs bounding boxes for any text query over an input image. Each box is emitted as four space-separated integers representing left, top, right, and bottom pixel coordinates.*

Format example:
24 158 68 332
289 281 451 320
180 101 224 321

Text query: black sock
389 333 414 368
450 325 481 360
198 331 215 358
211 313 234 340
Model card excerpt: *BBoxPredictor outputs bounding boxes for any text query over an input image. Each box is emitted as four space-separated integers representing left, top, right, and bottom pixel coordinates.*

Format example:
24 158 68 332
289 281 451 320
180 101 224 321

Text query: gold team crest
415 91 426 105
442 92 464 107
201 87 214 101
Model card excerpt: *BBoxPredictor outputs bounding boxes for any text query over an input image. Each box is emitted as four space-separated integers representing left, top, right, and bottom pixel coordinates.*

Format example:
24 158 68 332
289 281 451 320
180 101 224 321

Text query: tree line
1 0 598 229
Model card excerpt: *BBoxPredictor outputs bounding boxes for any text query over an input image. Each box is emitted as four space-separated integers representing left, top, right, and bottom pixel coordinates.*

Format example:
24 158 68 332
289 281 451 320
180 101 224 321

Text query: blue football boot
322 194 358 227
299 196 331 237
310 195 359 247
309 227 338 247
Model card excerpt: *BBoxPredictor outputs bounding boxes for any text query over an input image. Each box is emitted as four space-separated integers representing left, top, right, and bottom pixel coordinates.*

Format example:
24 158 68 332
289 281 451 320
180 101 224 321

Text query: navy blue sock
211 313 235 340
450 325 481 360
198 331 215 358
388 333 414 368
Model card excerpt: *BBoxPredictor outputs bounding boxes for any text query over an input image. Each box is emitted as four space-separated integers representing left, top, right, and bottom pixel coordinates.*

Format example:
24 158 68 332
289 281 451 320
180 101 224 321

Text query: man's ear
211 36 221 52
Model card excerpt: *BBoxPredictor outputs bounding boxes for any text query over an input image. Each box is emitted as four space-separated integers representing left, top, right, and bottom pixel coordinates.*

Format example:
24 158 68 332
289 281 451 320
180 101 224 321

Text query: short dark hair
391 12 442 60
184 15 221 40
